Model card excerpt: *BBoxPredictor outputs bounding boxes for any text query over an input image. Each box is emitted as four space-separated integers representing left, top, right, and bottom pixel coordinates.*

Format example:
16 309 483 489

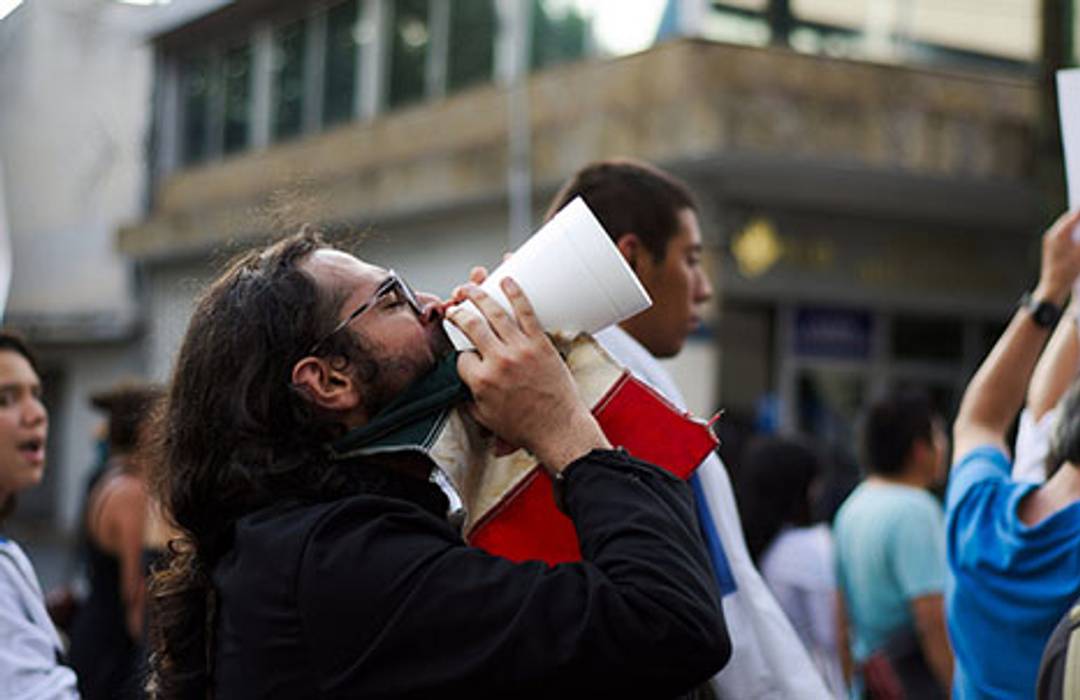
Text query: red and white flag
433 335 718 564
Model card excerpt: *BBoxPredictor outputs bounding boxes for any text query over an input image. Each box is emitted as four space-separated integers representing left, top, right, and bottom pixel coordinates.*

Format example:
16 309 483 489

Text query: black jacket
212 449 730 698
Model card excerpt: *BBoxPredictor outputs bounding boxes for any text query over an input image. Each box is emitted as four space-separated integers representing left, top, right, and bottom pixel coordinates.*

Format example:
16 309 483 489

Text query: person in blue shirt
948 209 1080 699
833 390 953 697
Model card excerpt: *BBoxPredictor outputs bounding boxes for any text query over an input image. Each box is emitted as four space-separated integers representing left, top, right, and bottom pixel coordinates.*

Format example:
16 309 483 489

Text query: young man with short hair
546 159 832 699
832 391 952 697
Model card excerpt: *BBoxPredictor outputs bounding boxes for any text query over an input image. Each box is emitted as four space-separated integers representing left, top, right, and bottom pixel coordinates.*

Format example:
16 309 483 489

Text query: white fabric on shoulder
760 525 846 699
595 326 831 700
1013 407 1057 484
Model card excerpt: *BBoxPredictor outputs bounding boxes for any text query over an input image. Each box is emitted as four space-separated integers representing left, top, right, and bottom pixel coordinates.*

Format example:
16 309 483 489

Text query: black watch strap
1020 292 1062 329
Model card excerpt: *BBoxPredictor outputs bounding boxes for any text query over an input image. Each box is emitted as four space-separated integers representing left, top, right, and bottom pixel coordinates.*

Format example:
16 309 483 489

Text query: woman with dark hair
737 436 845 698
0 331 80 697
68 382 163 699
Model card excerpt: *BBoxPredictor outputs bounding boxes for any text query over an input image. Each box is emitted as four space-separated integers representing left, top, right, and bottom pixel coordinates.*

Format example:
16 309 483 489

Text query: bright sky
0 0 667 53
545 0 668 56
0 0 173 20
0 0 22 23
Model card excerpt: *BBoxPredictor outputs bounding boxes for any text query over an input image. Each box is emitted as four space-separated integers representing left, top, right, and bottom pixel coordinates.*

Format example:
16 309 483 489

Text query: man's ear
615 233 644 272
291 356 363 413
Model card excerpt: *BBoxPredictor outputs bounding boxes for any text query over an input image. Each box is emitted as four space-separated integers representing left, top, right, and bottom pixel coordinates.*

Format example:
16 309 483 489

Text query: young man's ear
291 356 363 413
615 233 644 272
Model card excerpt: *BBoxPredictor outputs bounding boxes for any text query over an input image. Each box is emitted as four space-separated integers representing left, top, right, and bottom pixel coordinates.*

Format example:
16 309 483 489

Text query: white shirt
1013 407 1055 484
0 538 80 699
760 524 846 699
595 326 831 700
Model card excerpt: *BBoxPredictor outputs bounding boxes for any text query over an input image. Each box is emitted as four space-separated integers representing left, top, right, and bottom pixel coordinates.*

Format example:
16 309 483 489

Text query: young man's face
621 208 714 359
0 350 47 499
303 249 450 416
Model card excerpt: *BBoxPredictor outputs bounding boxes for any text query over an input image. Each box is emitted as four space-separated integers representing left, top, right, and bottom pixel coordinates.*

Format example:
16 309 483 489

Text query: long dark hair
146 228 376 698
736 436 822 563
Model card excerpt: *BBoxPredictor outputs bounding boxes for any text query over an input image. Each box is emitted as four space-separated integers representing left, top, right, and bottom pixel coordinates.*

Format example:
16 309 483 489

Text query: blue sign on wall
793 307 873 360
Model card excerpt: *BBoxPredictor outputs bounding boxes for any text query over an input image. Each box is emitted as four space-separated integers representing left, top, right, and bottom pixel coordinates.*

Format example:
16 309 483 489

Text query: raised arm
1013 299 1080 481
953 211 1080 460
1027 299 1080 421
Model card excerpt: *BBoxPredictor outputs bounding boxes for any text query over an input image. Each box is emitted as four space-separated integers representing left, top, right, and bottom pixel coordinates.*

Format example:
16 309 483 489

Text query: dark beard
430 322 453 360
354 322 452 418
362 353 433 418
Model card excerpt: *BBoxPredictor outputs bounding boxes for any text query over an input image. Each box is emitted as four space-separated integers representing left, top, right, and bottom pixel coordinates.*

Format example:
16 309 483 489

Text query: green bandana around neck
327 352 470 460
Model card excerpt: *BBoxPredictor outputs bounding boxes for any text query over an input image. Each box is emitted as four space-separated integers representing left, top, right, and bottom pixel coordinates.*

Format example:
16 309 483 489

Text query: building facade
0 0 228 541
121 0 1048 479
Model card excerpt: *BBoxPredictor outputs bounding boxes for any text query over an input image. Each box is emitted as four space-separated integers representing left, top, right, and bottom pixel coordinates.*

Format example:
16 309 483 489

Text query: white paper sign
1057 69 1080 210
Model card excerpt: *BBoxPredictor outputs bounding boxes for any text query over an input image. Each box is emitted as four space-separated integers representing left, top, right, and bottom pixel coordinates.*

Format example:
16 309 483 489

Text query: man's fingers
446 304 500 354
463 285 519 342
456 350 482 384
500 277 542 337
1061 209 1080 233
1047 210 1080 247
468 266 488 285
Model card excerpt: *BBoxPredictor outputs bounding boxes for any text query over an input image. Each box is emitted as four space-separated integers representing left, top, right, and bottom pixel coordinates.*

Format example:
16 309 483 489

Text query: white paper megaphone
444 197 652 350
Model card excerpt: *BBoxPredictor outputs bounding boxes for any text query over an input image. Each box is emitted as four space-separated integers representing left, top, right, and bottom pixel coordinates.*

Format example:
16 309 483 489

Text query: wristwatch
1020 292 1062 328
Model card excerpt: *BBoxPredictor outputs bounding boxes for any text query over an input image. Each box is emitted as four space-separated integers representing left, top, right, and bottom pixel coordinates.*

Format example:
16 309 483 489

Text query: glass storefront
272 18 307 142
323 0 361 127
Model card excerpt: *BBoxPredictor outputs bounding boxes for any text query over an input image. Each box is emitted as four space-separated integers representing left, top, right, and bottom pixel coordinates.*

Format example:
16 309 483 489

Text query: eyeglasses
308 270 423 355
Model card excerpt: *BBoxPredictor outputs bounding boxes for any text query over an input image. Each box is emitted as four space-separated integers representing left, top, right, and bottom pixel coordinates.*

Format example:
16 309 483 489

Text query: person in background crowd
1005 289 1080 700
948 209 1080 699
737 436 845 698
833 390 952 698
0 331 80 698
68 382 162 700
145 228 729 698
44 410 109 637
545 158 831 699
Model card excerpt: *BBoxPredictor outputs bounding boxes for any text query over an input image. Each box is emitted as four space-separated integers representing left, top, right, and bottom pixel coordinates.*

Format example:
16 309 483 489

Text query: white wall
0 0 152 323
0 0 233 530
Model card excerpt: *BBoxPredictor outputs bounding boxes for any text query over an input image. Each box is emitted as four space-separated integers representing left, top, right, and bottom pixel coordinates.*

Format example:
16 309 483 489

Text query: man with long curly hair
145 228 730 698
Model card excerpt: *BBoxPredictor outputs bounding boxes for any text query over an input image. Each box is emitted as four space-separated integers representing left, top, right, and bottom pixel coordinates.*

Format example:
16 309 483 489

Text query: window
273 18 307 141
790 0 1038 65
901 0 1038 63
447 0 495 92
324 0 360 127
531 0 588 70
180 52 212 165
222 42 253 154
388 0 431 109
704 0 1039 69
891 315 964 364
